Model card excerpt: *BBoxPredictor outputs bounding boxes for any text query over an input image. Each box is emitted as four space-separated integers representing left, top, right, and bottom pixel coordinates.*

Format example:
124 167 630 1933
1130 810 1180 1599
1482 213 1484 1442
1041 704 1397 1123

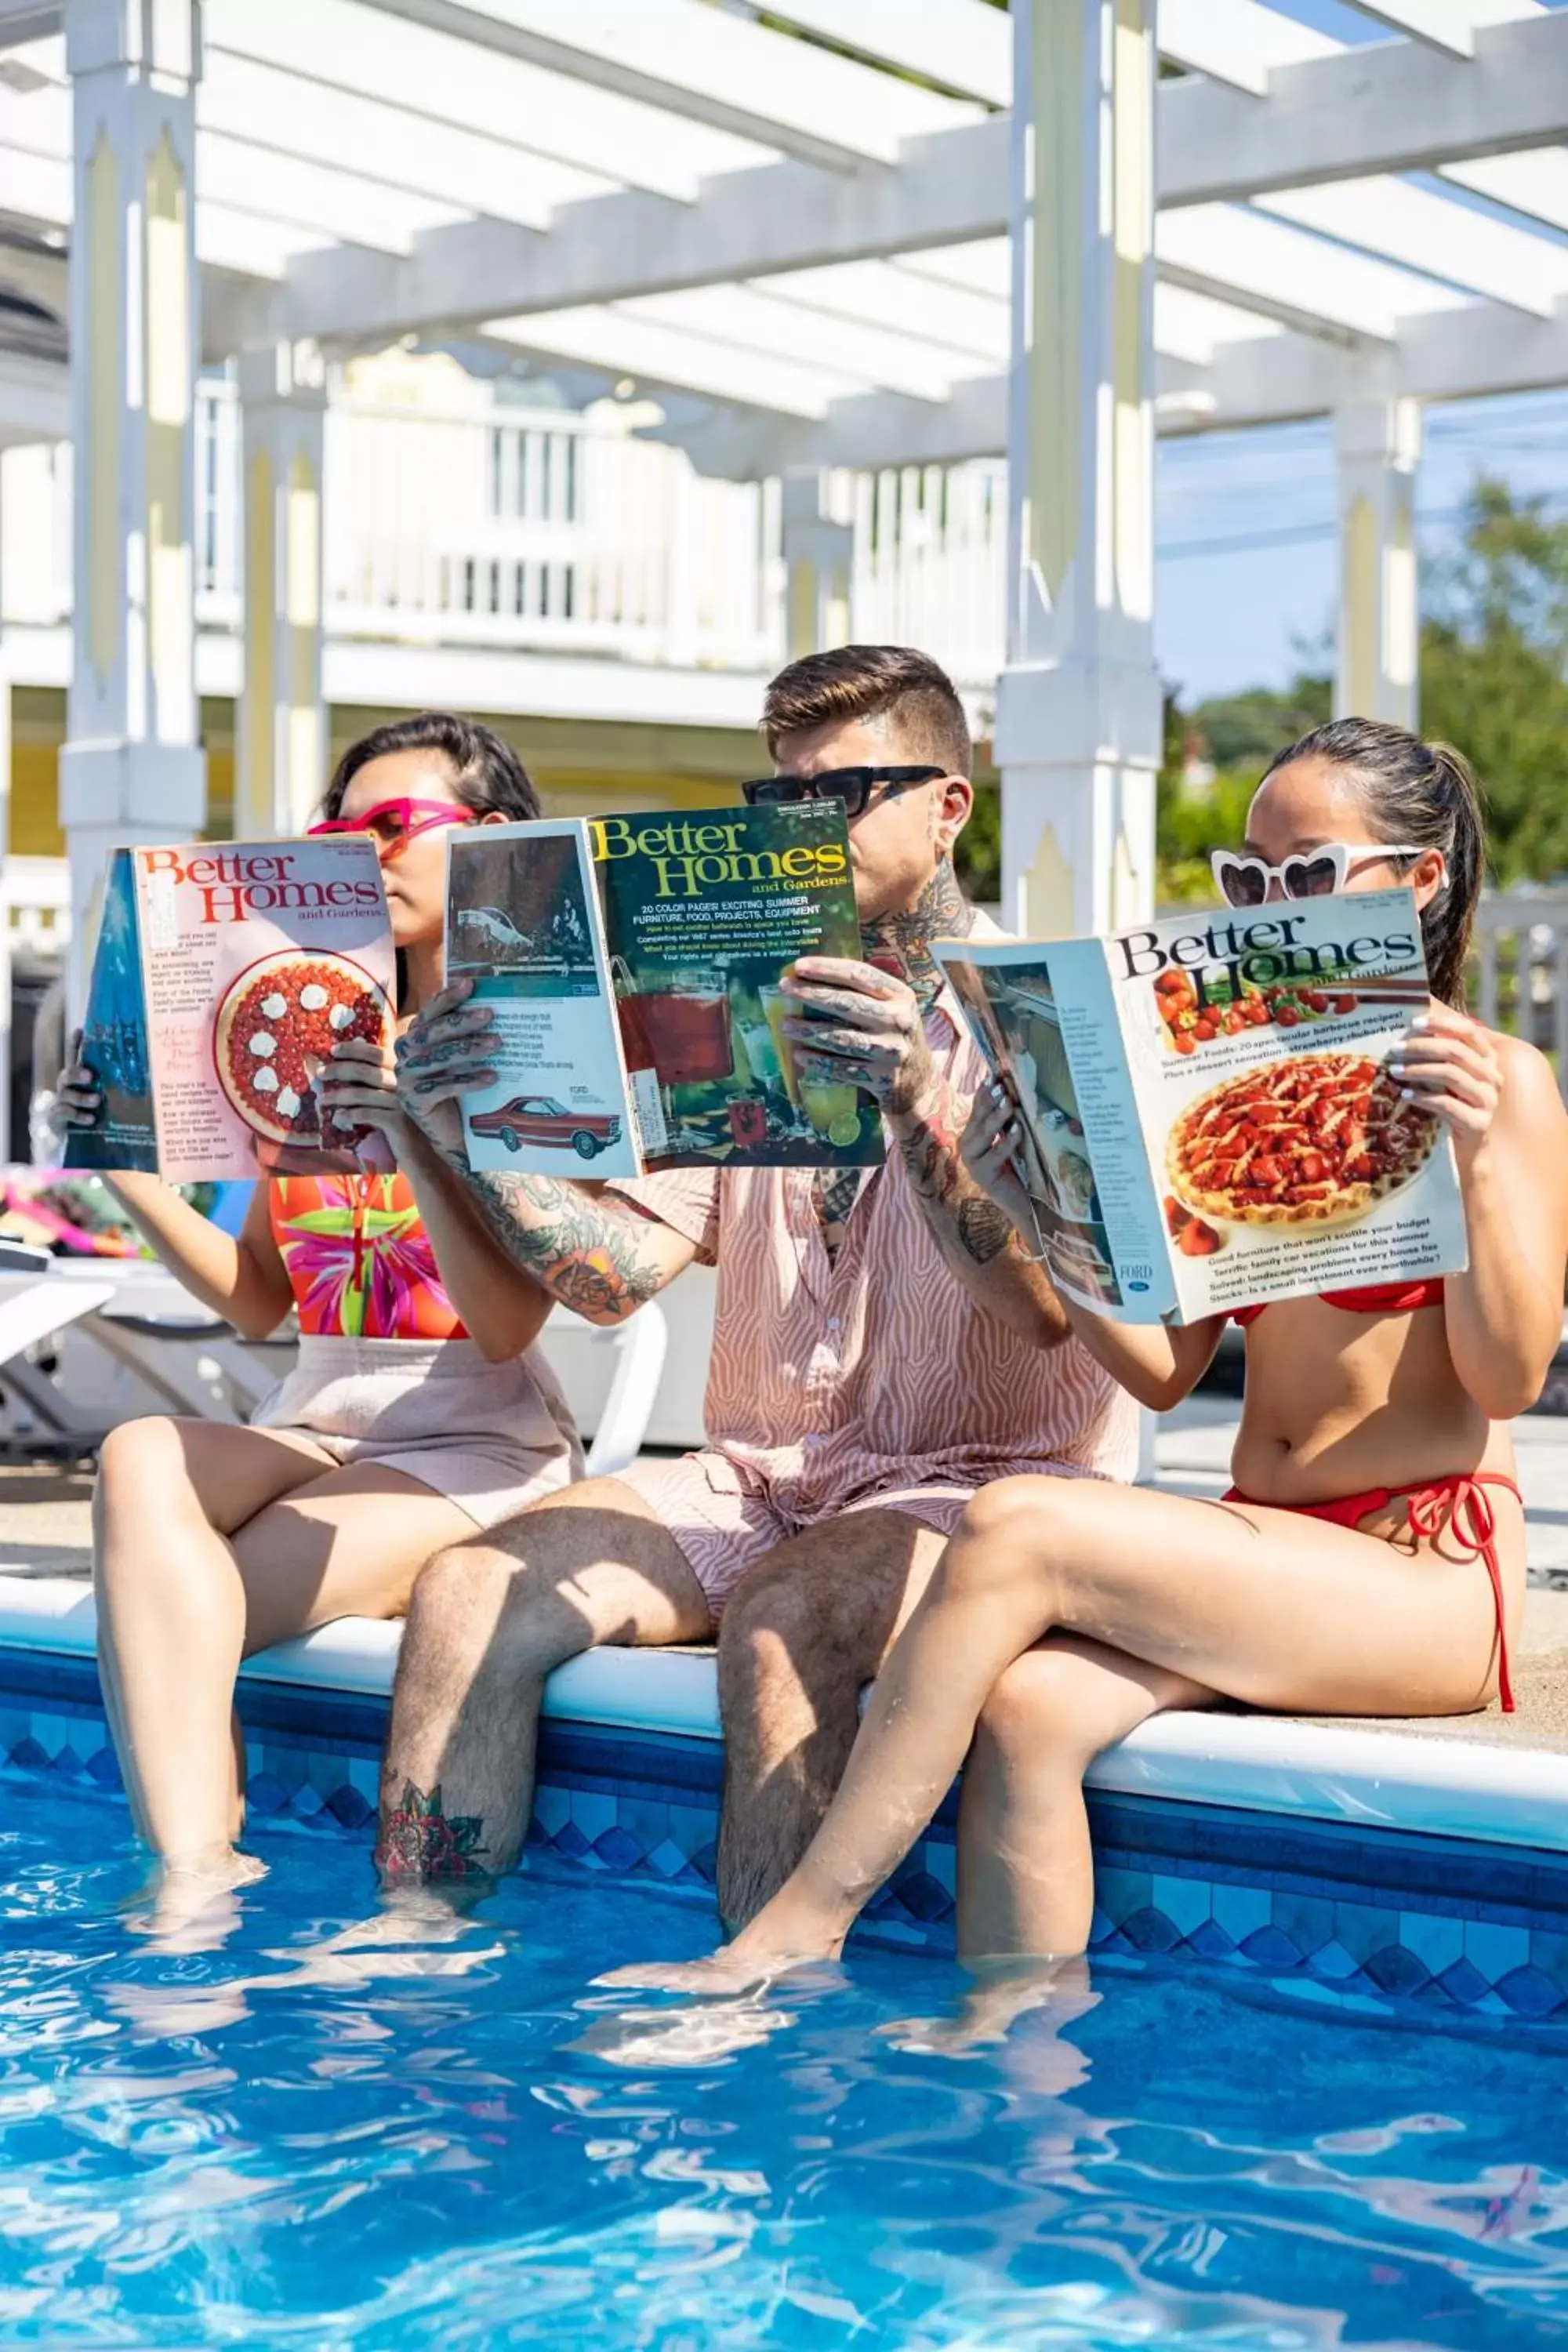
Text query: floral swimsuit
269 1173 469 1340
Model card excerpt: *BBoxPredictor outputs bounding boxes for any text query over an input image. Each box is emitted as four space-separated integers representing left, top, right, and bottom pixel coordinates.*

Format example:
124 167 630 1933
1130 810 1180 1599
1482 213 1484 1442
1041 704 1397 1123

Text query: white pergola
2 0 1567 970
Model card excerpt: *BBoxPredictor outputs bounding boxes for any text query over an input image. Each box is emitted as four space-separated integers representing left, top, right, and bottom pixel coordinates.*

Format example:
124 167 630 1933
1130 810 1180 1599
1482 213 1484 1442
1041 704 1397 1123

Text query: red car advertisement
466 1095 622 1160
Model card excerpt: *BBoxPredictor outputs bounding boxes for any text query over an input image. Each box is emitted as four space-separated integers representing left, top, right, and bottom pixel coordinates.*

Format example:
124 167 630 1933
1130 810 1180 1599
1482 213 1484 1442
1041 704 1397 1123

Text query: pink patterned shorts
612 1446 1099 1615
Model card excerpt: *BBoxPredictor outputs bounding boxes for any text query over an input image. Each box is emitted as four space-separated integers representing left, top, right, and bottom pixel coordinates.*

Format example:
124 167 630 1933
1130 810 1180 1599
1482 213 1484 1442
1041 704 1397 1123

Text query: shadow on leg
714 1511 946 1930
956 1634 1214 1963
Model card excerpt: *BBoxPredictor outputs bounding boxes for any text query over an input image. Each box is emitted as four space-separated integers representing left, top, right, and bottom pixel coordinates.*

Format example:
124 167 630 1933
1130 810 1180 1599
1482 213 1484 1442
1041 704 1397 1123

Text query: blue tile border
5 1642 1568 2013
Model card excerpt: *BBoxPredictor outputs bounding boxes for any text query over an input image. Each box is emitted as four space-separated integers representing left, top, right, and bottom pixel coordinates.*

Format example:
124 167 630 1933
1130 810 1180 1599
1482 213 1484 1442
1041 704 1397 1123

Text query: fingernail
1400 1087 1415 1102
1410 1015 1430 1033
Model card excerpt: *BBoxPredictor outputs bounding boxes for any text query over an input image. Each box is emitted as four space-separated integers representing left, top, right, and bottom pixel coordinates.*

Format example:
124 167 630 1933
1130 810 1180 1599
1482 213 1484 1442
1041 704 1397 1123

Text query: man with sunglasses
379 646 1136 1922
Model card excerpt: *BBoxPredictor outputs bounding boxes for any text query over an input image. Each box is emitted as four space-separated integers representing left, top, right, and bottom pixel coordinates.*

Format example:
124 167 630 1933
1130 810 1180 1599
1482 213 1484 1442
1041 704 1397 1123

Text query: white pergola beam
258 11 1568 350
1445 147 1568 234
361 0 978 172
1160 11 1568 206
265 118 1008 347
0 2 55 49
205 0 763 207
1156 0 1339 96
751 0 1011 107
1343 3 1475 57
1156 206 1472 343
658 296 1568 475
1258 175 1568 318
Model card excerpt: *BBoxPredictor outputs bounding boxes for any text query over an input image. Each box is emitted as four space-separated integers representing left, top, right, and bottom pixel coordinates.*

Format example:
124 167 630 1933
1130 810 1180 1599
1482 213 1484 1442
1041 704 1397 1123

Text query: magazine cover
448 802 884 1175
936 888 1466 1325
66 839 397 1184
447 820 641 1179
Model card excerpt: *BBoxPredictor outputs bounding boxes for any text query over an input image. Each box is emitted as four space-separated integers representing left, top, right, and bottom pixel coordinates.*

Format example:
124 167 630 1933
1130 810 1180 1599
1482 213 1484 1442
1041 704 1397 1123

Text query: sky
1152 0 1568 706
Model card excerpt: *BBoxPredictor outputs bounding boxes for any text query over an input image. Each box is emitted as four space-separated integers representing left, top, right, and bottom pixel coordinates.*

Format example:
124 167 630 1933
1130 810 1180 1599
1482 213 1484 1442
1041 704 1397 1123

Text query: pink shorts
612 1447 1100 1615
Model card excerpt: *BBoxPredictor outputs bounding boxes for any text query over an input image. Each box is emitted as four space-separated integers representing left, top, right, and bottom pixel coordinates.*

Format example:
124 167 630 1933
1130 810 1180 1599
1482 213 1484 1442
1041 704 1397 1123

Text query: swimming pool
5 1784 1568 2350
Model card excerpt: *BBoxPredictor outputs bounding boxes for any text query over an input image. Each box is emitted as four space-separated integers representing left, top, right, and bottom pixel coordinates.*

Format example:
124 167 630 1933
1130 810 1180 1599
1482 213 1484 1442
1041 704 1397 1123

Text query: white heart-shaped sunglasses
1210 842 1443 909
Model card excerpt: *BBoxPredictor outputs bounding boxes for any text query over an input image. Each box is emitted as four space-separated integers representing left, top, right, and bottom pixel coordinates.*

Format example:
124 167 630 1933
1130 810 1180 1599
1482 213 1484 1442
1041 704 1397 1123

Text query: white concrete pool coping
6 1570 1568 1859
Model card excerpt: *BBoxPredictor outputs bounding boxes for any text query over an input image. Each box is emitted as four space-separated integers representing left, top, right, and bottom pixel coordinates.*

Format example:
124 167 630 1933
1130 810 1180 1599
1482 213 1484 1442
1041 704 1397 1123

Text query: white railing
848 461 1008 693
1474 891 1568 1083
2 381 1011 688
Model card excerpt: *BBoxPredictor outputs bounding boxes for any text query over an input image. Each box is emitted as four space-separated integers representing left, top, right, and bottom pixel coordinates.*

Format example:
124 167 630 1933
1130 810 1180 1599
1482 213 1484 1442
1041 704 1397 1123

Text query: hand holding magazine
935 888 1465 1325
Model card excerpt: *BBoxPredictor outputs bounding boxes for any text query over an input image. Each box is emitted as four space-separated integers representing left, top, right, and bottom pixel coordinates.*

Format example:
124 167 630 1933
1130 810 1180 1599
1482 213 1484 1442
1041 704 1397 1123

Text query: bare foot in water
881 1956 1099 2090
596 1936 837 1997
125 1848 267 1951
571 1996 800 2068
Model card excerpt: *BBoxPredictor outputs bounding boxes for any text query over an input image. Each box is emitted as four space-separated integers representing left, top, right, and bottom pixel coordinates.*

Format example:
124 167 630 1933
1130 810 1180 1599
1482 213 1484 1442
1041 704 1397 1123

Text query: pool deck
2 1398 1566 1751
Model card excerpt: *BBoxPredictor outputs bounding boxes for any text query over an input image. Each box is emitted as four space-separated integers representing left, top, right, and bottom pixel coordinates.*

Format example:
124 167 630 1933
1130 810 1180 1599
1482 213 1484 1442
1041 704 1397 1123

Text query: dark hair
763 644 971 780
1262 717 1486 1007
321 710 540 826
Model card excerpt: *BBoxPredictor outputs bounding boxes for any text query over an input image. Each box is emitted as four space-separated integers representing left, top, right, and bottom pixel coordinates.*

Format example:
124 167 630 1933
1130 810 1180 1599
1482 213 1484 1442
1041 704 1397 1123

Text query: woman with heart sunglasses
604 716 1568 1996
57 713 583 1920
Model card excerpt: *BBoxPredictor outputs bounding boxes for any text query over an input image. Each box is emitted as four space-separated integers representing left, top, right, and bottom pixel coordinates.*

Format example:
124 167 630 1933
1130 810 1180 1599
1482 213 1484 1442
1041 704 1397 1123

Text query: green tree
1419 478 1568 887
1185 674 1330 772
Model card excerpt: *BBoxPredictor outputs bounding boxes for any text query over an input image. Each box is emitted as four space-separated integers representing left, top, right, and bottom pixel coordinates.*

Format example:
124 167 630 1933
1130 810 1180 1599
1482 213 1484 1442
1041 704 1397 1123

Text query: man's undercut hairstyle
763 644 971 781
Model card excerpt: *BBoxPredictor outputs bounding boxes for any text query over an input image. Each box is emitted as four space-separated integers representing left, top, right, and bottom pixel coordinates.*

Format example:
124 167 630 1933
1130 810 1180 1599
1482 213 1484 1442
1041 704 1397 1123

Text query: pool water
5 1787 1568 2350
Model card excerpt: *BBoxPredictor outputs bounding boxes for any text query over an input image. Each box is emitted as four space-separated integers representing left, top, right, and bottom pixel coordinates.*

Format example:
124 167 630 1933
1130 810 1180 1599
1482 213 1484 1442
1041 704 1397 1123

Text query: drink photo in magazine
935 887 1465 1326
447 801 885 1177
66 839 397 1184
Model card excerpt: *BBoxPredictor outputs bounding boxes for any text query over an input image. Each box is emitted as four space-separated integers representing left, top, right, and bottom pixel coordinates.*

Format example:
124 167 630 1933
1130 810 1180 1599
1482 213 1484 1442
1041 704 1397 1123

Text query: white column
782 468 852 660
58 0 205 1015
237 339 328 837
1334 397 1422 729
994 0 1161 942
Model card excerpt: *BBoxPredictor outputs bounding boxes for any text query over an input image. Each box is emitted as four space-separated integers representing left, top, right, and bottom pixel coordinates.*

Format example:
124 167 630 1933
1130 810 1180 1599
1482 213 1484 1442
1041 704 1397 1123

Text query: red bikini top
1232 1279 1446 1331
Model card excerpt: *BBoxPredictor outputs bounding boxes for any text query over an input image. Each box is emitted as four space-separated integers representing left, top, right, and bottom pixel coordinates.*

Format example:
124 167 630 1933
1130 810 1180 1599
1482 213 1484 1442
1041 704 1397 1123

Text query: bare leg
956 1636 1214 1962
95 1414 484 1866
714 1512 944 1927
377 1477 712 1886
95 1417 332 1865
610 1475 1517 1984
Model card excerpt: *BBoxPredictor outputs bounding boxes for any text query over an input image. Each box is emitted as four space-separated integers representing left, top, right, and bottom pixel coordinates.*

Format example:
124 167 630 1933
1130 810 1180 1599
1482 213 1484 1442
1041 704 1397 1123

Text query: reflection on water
4 1784 1568 2350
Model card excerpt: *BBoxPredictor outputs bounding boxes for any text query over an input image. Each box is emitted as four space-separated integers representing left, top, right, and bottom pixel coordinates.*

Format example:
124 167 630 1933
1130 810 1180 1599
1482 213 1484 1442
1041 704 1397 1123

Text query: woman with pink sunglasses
56 713 581 1918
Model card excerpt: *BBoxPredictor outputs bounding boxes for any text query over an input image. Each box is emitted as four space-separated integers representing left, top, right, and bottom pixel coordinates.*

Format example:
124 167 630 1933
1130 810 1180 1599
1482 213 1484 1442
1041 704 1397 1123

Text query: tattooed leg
377 1481 712 1887
378 1780 489 1883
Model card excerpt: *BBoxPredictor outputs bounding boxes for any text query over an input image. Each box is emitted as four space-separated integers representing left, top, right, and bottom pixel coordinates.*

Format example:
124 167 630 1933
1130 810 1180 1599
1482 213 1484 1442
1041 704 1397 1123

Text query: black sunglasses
740 764 947 819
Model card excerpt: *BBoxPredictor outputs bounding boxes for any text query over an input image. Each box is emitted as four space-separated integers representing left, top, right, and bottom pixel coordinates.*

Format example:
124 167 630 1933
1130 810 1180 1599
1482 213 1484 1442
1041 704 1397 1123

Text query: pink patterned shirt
608 970 1138 1515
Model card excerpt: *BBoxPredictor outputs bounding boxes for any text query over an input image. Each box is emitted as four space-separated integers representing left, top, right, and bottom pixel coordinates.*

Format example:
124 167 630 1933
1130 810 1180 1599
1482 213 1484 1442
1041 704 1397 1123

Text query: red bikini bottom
1221 1473 1522 1714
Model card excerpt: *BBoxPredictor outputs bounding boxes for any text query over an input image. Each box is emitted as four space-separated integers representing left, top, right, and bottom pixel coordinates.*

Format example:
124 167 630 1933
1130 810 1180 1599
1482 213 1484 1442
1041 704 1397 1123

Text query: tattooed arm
393 982 699 1323
888 1075 1073 1348
782 945 1072 1349
436 1166 696 1326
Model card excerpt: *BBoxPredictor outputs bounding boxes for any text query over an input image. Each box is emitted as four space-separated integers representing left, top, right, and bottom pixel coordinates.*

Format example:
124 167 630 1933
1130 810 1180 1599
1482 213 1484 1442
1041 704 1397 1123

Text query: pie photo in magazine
447 802 885 1177
935 887 1465 1326
66 840 397 1184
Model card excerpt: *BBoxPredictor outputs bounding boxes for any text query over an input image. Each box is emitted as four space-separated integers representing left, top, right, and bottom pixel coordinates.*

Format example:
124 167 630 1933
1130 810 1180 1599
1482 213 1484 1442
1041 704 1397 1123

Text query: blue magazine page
63 848 158 1174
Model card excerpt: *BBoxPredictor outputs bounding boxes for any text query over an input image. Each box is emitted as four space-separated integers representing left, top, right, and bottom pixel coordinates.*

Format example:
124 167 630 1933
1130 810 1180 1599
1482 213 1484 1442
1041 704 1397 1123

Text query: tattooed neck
863 859 975 1008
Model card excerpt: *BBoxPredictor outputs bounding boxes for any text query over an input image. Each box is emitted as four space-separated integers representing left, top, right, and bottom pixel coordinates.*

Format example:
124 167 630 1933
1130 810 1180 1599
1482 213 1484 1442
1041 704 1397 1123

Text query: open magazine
446 803 884 1176
935 888 1466 1325
65 840 397 1182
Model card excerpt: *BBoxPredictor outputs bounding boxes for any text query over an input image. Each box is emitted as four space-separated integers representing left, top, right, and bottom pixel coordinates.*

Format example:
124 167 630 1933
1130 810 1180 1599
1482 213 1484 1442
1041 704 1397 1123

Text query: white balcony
1 374 1010 712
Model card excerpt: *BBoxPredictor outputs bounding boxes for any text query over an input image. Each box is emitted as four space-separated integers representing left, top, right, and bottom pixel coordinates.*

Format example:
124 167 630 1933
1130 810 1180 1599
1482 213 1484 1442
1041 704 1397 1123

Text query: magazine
446 803 884 1177
65 839 397 1182
935 889 1466 1325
